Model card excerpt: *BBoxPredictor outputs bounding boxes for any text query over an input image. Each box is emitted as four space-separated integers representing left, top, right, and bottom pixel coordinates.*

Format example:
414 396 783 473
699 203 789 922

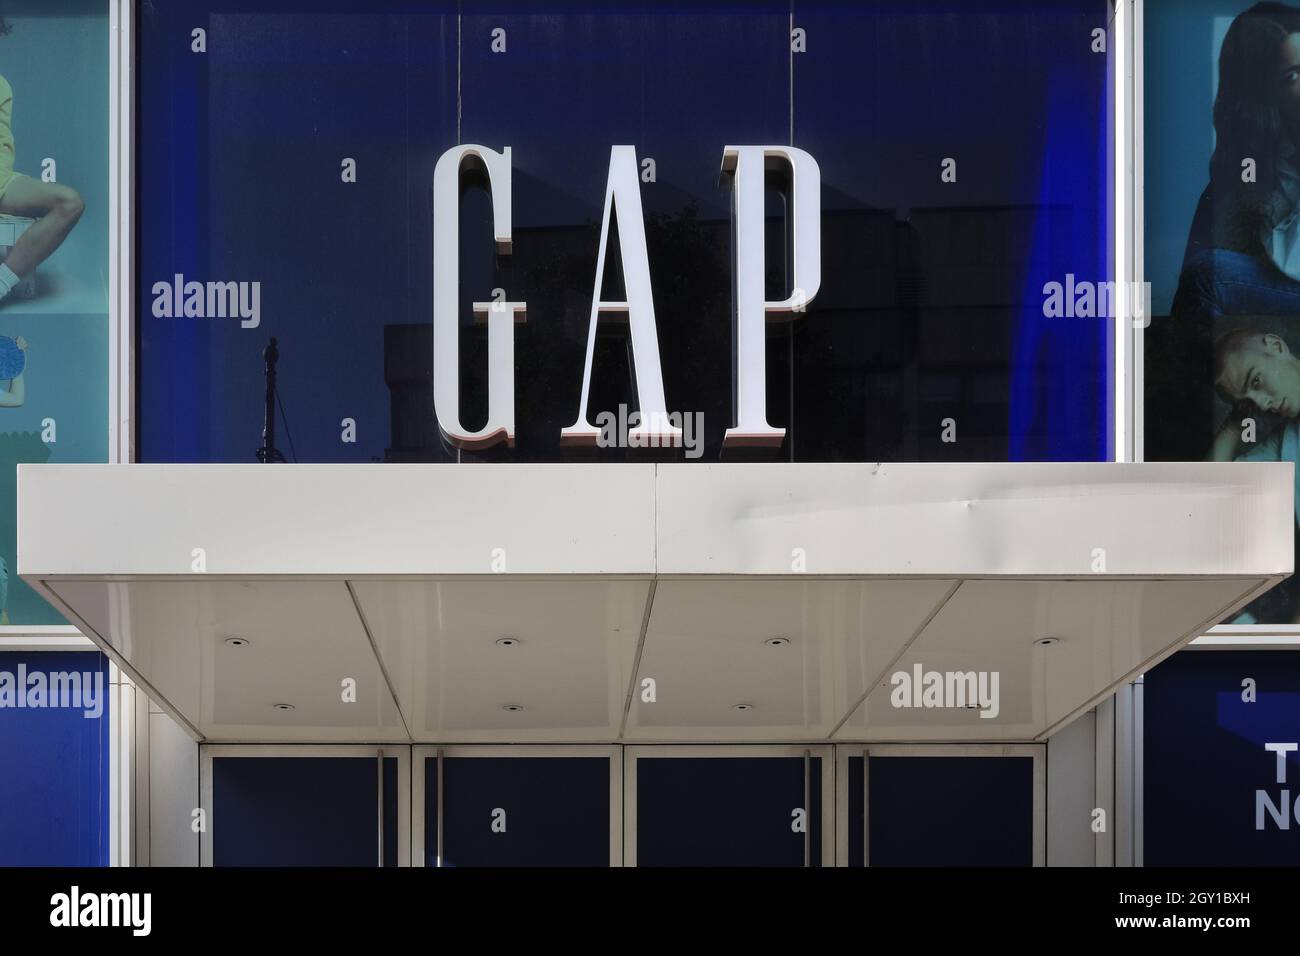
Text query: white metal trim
108 676 121 865
0 628 92 651
1194 626 1300 649
1133 678 1145 867
109 0 134 866
1095 695 1116 867
1131 0 1145 464
113 0 134 467
1116 683 1136 866
1115 0 1134 464
832 745 859 866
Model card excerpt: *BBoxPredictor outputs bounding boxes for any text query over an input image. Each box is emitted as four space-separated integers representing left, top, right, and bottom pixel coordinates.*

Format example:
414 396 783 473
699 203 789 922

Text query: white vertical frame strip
436 747 444 866
199 748 213 867
132 684 151 866
832 746 848 866
1095 695 1116 866
831 745 866 867
1114 0 1135 463
107 662 135 867
1115 683 1138 866
108 664 120 865
411 747 426 867
111 0 133 466
107 0 133 865
117 677 134 865
1131 0 1145 462
1133 677 1144 866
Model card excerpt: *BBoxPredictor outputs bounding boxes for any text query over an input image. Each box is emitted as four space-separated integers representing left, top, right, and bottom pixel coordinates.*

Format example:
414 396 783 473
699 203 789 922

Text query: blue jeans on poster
1177 248 1300 319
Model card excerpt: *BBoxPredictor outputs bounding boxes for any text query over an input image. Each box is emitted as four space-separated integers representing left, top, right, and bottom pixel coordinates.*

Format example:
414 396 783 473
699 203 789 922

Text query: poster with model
0 1 109 625
1146 0 1300 624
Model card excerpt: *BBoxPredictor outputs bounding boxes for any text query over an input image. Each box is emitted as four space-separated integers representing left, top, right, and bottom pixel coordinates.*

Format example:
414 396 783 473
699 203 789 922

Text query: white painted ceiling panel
837 578 1263 741
624 579 956 740
47 580 406 742
352 579 648 741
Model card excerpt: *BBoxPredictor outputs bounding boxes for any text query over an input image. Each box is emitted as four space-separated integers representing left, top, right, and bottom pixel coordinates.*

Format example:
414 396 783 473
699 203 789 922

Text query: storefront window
137 0 1115 465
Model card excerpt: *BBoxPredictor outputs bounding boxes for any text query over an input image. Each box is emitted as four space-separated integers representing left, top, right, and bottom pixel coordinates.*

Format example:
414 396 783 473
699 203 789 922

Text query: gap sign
434 144 820 451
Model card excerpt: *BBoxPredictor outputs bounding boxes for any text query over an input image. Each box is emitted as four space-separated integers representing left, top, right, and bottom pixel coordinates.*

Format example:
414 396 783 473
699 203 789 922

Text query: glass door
200 745 408 866
625 746 832 867
836 744 1045 866
414 746 620 867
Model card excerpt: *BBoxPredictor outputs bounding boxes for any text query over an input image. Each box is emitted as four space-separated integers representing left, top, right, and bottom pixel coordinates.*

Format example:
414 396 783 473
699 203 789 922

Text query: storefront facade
2 0 1300 868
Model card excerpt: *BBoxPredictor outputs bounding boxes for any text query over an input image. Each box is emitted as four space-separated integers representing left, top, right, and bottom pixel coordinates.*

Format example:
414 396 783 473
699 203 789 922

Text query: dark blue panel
1145 651 1300 866
137 0 457 465
863 755 1034 867
212 755 397 867
794 0 1112 462
0 651 110 866
434 756 610 867
635 756 820 867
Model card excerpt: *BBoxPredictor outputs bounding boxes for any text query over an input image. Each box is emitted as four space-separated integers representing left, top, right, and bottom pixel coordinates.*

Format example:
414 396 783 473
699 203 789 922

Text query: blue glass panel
0 651 110 866
1145 650 1300 866
212 755 397 867
859 755 1034 867
433 755 610 866
635 756 821 867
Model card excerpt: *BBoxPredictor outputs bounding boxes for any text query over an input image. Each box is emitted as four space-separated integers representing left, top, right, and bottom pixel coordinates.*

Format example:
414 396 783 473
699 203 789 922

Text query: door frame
623 744 835 867
834 743 1046 867
199 744 411 867
411 744 623 867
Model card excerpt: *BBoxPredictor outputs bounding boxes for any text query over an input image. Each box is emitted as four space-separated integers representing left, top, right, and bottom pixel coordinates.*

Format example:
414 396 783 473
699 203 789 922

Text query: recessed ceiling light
764 637 791 647
501 703 524 712
223 637 250 647
272 703 295 712
495 637 522 647
1034 637 1060 647
733 703 754 711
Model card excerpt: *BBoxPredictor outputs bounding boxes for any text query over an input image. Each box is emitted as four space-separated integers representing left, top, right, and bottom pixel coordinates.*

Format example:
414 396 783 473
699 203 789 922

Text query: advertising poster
0 1 110 625
1146 0 1300 624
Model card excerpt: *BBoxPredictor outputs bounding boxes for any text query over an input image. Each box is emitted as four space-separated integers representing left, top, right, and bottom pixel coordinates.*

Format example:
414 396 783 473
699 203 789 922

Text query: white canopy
17 461 1292 744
